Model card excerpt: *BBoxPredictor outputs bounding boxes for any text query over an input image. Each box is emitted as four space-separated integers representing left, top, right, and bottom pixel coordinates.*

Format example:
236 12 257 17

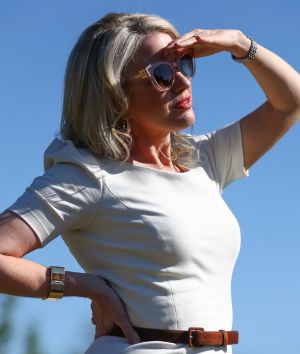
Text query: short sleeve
8 163 102 247
195 120 249 193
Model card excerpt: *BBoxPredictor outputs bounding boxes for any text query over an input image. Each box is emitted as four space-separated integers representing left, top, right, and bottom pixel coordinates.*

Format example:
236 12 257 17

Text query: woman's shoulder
43 138 104 181
180 121 242 163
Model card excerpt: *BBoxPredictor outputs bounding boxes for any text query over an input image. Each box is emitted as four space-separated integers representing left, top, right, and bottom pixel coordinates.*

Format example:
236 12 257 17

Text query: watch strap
231 36 258 64
42 266 65 301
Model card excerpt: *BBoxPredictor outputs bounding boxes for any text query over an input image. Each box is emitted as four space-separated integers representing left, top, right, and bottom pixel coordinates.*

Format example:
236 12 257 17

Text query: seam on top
28 178 103 233
102 181 179 329
163 268 179 330
89 175 104 229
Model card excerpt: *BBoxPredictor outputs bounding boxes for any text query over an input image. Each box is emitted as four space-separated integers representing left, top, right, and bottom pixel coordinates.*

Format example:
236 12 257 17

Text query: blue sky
0 1 299 353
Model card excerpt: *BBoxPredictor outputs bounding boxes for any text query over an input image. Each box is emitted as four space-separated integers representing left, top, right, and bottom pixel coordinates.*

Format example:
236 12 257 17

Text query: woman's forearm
0 254 101 299
0 254 49 297
231 31 300 115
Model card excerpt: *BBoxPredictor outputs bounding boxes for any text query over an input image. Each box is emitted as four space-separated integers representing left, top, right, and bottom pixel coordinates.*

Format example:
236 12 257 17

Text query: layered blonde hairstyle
60 12 195 162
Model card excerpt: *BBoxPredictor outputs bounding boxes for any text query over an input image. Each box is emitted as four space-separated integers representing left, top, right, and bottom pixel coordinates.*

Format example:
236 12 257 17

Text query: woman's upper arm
239 100 299 170
0 211 42 257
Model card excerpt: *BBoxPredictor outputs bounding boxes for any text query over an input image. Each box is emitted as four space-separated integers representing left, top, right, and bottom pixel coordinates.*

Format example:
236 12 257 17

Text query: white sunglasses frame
132 54 196 92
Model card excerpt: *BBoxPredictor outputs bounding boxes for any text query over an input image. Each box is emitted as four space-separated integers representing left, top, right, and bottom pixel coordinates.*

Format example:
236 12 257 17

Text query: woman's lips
174 96 192 109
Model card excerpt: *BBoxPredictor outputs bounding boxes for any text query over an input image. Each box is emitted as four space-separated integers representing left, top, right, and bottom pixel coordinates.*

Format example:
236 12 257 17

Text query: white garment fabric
9 121 249 354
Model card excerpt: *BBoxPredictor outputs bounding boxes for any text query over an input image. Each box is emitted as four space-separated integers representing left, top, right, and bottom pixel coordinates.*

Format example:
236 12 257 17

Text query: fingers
94 322 107 340
117 319 141 345
112 299 141 344
164 44 192 60
167 35 198 49
91 298 113 339
165 37 197 58
92 312 141 344
166 29 206 48
90 288 141 345
164 33 203 60
171 29 205 44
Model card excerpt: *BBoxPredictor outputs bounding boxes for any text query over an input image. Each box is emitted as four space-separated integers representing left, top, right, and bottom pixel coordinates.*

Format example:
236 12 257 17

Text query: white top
9 121 249 354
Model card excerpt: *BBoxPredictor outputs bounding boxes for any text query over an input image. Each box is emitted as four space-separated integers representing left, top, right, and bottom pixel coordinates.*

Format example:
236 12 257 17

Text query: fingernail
167 42 177 49
128 337 141 345
133 333 141 344
131 339 141 344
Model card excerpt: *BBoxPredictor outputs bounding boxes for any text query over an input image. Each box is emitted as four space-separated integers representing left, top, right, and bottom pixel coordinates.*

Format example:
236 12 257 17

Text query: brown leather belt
109 326 239 347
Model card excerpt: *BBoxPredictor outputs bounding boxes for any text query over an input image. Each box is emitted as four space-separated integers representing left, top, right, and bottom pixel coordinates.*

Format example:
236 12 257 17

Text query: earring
122 119 131 133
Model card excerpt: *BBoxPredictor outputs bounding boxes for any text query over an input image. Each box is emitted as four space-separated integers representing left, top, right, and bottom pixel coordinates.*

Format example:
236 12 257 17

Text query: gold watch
42 266 65 300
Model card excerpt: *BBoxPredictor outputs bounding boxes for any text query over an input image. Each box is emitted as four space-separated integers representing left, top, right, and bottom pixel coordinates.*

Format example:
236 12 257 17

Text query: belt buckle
188 327 204 347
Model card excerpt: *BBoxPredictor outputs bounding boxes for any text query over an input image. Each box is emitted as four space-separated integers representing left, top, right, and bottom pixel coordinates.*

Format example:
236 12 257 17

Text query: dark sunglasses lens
179 55 194 77
153 64 173 89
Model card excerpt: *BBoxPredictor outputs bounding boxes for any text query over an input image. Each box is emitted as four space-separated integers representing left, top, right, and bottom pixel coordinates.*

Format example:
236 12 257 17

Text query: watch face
52 273 64 281
42 267 65 300
50 266 65 281
51 281 64 292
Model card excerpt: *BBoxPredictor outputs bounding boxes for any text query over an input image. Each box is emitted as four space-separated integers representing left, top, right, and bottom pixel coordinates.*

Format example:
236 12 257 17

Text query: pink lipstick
174 96 192 109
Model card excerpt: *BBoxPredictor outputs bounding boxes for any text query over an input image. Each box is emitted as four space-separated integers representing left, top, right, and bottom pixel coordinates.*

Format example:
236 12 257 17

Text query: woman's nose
171 70 191 92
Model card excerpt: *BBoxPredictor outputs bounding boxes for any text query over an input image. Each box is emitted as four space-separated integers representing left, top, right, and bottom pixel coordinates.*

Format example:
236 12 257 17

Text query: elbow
269 101 300 123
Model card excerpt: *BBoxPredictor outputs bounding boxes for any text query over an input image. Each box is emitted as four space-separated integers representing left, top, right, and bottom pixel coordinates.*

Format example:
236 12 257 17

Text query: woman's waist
117 286 233 331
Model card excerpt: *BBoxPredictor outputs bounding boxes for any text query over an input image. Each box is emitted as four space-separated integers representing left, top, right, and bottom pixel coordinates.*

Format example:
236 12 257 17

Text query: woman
0 12 299 354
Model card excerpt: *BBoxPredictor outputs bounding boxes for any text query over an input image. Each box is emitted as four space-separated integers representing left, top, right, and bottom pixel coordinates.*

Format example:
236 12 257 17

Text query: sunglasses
133 54 196 91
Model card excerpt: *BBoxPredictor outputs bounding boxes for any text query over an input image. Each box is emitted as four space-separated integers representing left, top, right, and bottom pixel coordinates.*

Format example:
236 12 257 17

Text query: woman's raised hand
164 29 251 60
89 276 141 344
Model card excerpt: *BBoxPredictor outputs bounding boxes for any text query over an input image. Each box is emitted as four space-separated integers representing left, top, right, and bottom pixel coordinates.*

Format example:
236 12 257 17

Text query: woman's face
125 32 195 136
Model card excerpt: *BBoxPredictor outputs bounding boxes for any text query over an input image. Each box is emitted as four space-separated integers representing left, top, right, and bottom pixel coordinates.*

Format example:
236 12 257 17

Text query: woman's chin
173 110 195 130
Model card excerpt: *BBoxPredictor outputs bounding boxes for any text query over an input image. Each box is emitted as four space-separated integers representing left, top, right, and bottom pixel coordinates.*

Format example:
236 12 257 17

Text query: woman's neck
128 131 177 170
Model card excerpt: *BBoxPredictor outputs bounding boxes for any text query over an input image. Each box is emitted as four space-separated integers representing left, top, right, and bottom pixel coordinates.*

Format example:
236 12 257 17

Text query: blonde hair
60 12 196 163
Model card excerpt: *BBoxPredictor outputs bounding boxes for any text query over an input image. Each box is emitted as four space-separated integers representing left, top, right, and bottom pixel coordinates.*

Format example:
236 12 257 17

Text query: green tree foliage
0 296 47 354
24 324 47 354
0 295 16 354
0 295 89 354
